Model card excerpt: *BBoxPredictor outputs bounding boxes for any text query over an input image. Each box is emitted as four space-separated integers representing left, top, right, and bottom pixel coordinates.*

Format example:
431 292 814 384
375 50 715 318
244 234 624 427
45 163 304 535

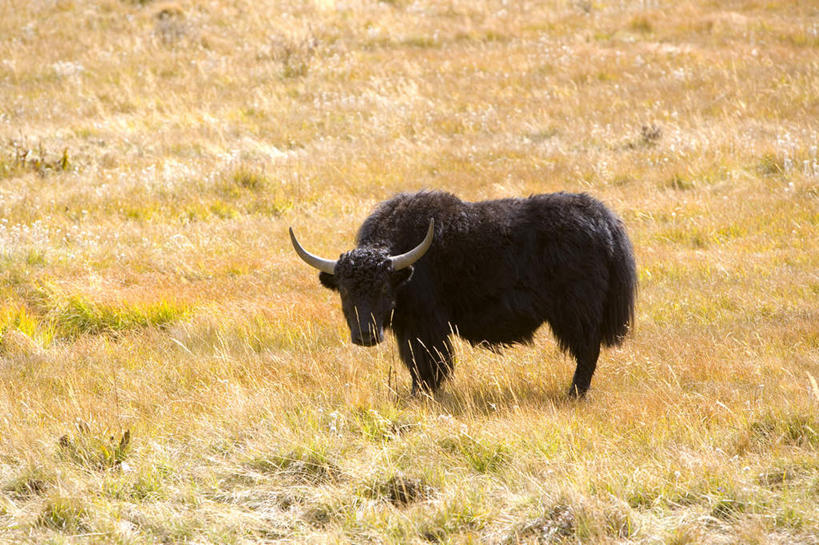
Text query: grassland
0 0 817 543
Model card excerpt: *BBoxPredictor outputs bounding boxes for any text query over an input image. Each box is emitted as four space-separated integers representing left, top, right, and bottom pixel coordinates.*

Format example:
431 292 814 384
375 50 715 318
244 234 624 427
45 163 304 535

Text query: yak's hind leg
547 285 605 398
397 333 454 395
567 341 600 397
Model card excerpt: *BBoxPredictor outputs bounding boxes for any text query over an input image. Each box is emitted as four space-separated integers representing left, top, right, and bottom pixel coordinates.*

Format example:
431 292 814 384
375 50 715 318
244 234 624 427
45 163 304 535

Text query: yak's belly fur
451 289 544 347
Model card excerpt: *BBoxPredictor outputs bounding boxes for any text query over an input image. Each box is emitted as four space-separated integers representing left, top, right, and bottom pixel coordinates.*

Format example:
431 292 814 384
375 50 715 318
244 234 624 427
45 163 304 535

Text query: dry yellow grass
0 0 817 543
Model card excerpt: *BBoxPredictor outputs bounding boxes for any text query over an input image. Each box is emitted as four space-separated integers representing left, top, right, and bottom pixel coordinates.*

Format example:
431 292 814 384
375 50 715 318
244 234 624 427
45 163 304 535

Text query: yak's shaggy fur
316 190 637 397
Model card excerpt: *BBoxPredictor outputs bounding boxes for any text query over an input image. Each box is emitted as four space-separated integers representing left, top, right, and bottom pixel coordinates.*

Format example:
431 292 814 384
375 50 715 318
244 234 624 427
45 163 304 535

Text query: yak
289 190 636 397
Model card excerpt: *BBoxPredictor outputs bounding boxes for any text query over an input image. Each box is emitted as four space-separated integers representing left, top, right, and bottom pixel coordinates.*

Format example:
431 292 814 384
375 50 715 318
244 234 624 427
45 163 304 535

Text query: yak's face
289 219 433 346
319 248 413 346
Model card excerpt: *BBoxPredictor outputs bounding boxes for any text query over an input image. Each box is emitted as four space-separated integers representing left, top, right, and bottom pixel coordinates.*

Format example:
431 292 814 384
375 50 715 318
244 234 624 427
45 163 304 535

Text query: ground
0 0 817 543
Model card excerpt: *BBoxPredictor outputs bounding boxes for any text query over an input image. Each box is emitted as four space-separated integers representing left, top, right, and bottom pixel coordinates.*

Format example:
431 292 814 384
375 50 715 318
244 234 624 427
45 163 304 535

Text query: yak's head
289 220 433 346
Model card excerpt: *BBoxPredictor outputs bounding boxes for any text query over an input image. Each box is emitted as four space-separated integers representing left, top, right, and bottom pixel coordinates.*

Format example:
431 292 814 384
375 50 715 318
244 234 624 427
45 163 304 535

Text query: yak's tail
601 215 637 347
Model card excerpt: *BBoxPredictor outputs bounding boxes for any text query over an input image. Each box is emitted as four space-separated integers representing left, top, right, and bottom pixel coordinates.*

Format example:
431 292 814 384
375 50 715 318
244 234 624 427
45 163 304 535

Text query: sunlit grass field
1 0 817 543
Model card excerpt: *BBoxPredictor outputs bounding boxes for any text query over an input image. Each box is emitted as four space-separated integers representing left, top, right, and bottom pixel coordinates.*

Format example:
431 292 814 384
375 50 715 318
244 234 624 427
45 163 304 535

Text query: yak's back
356 191 466 254
355 190 612 258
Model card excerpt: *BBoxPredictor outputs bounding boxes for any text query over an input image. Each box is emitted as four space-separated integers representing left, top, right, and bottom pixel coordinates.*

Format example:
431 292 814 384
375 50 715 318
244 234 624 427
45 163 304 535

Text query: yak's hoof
411 383 439 398
567 384 589 398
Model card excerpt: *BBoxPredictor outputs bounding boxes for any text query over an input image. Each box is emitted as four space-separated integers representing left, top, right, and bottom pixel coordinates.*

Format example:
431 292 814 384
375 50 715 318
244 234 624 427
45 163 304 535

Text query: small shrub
629 16 654 34
365 474 431 507
58 425 131 471
153 5 187 47
641 124 662 146
267 35 317 79
231 166 268 191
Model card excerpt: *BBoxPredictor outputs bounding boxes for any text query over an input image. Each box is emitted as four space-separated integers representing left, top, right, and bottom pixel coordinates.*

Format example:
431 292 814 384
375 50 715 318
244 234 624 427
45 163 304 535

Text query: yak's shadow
390 378 583 417
380 338 588 416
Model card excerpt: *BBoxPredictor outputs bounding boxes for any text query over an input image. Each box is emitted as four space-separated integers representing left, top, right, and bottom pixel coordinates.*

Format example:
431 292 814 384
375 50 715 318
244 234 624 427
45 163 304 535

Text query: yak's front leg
397 333 454 395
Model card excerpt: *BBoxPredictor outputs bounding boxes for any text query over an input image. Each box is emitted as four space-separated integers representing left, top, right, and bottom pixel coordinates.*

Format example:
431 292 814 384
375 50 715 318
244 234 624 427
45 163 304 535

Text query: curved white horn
389 219 434 271
289 227 337 274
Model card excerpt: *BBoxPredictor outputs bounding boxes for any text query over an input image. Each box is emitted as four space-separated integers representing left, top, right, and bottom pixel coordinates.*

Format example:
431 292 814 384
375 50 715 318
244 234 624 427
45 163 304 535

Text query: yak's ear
390 266 413 288
319 272 338 291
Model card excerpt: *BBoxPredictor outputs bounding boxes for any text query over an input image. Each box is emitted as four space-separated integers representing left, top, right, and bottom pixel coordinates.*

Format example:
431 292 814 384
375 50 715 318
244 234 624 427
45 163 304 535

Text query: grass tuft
354 407 416 442
246 445 341 484
512 502 576 543
37 495 88 532
0 141 71 179
744 413 819 450
439 433 509 474
3 466 53 499
665 173 696 191
758 152 784 176
58 426 131 471
365 474 431 507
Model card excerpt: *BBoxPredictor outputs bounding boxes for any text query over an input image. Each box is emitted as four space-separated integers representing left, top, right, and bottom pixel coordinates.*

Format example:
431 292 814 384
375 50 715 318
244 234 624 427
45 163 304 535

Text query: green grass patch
353 406 416 442
50 295 190 339
0 305 54 351
418 490 488 542
665 173 696 191
439 433 509 473
740 413 819 451
2 290 190 346
209 200 240 219
104 462 173 501
37 495 88 532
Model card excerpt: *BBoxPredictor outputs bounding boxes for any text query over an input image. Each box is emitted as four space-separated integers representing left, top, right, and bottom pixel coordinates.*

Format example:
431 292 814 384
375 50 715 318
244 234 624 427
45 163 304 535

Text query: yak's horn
289 227 337 274
389 219 434 271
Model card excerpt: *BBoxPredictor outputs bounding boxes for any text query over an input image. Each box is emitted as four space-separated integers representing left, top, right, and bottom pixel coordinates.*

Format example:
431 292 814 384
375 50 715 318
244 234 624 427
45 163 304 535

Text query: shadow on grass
394 379 578 417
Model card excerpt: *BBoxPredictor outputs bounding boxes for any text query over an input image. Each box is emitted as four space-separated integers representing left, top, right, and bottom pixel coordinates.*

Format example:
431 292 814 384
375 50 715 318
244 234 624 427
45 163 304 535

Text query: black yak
289 190 636 397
